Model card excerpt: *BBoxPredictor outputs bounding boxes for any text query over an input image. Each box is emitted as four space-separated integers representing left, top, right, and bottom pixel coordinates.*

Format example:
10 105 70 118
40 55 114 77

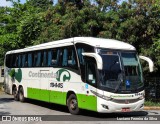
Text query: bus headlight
139 93 145 100
90 90 112 101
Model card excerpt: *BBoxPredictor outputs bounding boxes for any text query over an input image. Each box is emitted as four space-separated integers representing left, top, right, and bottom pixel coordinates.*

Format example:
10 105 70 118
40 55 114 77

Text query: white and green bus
4 37 153 114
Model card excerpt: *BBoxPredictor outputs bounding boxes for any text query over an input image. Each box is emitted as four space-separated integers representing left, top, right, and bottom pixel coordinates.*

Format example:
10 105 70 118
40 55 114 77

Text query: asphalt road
0 92 160 124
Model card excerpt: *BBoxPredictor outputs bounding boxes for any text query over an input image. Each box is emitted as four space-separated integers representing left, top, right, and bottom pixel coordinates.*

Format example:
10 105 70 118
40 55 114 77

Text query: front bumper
97 97 144 113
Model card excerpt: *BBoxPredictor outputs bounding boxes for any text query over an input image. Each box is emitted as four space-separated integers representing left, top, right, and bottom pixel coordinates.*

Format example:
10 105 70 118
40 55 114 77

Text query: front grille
111 98 140 104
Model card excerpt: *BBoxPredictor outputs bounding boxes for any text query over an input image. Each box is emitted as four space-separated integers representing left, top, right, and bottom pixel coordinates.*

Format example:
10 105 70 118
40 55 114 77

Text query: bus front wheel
67 94 80 115
19 87 25 102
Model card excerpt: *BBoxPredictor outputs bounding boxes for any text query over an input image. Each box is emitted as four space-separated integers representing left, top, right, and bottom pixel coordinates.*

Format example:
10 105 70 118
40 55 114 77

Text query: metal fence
145 77 160 101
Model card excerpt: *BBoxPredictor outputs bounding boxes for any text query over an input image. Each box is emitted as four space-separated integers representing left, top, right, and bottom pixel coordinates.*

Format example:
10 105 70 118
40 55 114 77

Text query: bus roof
6 37 135 54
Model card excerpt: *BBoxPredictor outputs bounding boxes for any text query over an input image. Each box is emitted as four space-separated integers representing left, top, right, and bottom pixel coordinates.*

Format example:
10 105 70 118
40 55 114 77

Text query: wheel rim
13 88 17 97
70 99 77 110
19 92 23 100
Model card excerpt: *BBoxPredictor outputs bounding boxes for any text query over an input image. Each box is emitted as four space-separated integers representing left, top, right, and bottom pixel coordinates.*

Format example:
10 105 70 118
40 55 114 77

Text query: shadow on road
26 98 69 113
0 98 14 104
0 112 11 115
79 110 148 118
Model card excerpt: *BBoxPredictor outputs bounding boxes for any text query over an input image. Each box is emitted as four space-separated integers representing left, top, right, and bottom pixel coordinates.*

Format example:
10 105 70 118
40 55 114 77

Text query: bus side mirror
139 55 154 72
82 53 103 70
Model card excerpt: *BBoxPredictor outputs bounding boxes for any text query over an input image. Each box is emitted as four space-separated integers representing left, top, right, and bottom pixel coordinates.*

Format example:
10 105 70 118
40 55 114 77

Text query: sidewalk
144 106 160 110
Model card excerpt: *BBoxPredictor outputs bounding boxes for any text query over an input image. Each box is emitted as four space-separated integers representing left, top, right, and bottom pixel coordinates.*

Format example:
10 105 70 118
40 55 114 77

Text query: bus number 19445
50 82 63 88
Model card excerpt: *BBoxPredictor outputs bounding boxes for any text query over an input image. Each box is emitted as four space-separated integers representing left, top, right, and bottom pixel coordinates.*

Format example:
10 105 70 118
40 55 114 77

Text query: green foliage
145 101 160 107
0 0 160 75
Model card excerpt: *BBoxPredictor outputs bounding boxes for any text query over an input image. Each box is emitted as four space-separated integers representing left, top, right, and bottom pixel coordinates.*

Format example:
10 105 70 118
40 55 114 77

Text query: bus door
81 57 97 111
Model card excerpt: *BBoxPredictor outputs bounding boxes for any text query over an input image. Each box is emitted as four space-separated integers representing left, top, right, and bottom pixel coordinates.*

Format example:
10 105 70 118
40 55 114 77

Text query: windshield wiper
114 80 122 92
114 72 124 92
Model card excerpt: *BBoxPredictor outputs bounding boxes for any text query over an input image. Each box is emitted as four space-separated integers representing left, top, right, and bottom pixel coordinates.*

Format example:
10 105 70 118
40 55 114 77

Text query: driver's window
86 58 97 86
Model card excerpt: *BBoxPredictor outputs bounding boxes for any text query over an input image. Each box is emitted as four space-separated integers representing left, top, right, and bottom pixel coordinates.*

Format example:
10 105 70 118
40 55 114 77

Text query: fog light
102 104 109 109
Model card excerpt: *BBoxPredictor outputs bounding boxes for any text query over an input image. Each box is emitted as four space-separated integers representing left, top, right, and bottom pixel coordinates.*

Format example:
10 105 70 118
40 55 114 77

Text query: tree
28 0 53 10
0 0 160 75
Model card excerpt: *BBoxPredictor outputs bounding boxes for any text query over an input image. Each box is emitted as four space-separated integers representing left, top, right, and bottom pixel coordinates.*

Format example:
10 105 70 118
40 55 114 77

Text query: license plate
122 108 130 112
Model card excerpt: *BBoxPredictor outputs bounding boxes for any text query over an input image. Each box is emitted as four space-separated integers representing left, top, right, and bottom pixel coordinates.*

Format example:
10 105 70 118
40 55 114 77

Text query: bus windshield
98 50 143 93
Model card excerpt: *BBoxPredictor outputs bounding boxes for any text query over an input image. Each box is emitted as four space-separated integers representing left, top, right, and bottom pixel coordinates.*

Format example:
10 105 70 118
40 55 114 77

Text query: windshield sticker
126 80 130 88
89 74 93 80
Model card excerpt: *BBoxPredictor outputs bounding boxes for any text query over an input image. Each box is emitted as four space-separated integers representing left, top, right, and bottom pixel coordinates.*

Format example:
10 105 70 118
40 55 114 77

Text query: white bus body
4 37 153 114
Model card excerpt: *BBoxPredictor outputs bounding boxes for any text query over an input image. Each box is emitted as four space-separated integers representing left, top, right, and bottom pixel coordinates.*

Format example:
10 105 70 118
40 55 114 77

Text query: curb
144 106 160 110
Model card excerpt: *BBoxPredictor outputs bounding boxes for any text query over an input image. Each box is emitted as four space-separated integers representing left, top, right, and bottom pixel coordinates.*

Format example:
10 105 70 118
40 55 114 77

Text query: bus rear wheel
13 87 18 101
19 87 25 102
67 94 80 115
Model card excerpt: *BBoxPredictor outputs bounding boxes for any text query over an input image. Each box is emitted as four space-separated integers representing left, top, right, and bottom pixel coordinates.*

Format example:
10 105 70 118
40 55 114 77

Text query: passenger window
62 48 68 66
12 54 18 68
51 49 56 66
22 54 27 67
5 55 9 67
68 47 77 67
18 55 22 68
35 52 41 67
61 46 78 69
77 48 84 65
14 55 18 68
48 50 52 66
42 51 47 67
28 53 32 67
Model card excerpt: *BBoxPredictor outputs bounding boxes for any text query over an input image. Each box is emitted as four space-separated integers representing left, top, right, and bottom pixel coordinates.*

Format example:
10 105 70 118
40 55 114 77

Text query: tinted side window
77 48 84 65
5 55 10 67
75 43 95 81
86 57 97 87
36 52 41 67
14 55 18 68
11 54 16 68
66 46 78 69
48 50 52 66
75 43 95 65
42 51 47 67
62 48 68 66
18 54 22 68
60 46 78 69
68 48 76 67
28 53 32 67
52 49 58 66
22 53 28 67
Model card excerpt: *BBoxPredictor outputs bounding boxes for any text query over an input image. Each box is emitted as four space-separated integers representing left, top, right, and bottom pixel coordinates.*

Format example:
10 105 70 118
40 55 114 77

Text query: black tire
19 87 25 102
13 86 19 101
67 94 80 115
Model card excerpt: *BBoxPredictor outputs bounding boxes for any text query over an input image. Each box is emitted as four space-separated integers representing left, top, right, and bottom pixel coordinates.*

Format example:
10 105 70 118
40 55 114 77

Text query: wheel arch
66 90 77 105
18 85 23 91
12 84 17 95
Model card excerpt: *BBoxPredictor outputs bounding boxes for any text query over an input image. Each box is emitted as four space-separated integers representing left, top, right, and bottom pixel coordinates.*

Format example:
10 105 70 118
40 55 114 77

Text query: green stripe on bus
27 87 66 105
77 94 97 112
27 87 97 111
